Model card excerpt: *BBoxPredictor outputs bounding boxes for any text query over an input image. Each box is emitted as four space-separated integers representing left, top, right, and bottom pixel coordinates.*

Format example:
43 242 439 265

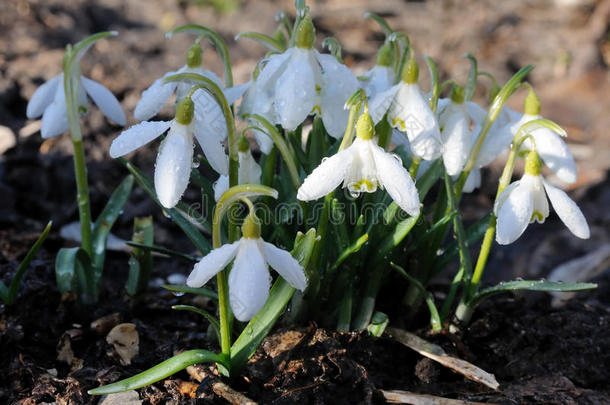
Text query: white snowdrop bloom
134 43 246 125
494 151 589 245
369 58 441 161
244 15 359 139
437 88 473 176
26 73 126 139
297 112 420 216
110 97 229 208
462 169 482 193
186 214 307 321
213 136 262 201
359 42 396 99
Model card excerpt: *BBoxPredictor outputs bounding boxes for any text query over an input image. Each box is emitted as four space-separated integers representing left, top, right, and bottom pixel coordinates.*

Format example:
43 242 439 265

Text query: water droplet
192 160 200 169
119 210 124 215
171 291 185 297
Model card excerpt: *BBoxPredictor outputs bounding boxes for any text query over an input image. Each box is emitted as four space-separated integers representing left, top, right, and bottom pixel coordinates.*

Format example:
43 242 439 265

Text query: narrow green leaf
3 221 52 305
126 216 154 296
415 159 443 200
468 280 597 309
373 215 420 263
435 212 492 272
328 233 368 277
126 241 198 263
367 311 389 337
91 175 134 287
463 53 478 101
121 159 212 254
172 305 221 342
55 247 94 304
163 284 218 300
235 31 285 53
364 12 394 36
230 228 317 371
88 350 227 395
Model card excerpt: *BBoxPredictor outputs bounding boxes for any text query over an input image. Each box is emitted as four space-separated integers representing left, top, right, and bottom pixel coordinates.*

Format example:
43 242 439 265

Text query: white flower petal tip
134 74 178 121
154 123 194 208
543 181 590 239
27 75 62 119
41 100 70 139
109 120 171 158
186 241 240 287
495 181 534 245
262 241 307 291
81 77 126 126
297 149 354 201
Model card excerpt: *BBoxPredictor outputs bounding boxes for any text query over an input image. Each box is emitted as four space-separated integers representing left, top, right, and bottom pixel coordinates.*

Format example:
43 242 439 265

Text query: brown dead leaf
106 323 139 365
90 312 121 335
387 328 499 390
382 390 498 404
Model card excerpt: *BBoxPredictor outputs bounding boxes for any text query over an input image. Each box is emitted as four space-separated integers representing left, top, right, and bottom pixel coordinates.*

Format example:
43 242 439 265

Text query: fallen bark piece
212 381 258 405
99 390 142 404
387 328 499 390
106 323 139 365
381 390 497 404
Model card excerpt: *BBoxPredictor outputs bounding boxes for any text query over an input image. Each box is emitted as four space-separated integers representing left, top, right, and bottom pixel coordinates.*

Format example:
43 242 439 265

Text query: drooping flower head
187 211 307 321
494 150 589 245
213 135 262 201
297 111 420 216
359 41 396 99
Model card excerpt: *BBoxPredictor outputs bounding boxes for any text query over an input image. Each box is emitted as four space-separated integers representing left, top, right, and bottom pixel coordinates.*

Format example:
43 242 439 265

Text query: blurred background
1 0 609 284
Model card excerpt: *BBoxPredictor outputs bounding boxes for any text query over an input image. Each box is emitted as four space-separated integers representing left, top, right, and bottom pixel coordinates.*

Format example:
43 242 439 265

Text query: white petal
526 174 549 223
532 128 577 184
224 83 249 105
368 84 399 124
274 48 318 131
27 74 62 119
297 148 354 201
465 101 487 127
134 72 178 121
176 67 223 101
361 65 395 99
238 150 262 185
192 120 229 176
389 83 441 148
186 241 240 287
474 122 514 167
261 240 307 290
253 129 273 154
462 169 481 193
41 83 69 139
440 104 471 176
109 120 171 158
229 239 271 321
213 175 230 201
80 77 126 125
370 142 420 216
255 48 294 91
318 54 359 139
410 132 443 160
495 181 534 245
543 180 590 239
154 123 194 208
193 88 228 141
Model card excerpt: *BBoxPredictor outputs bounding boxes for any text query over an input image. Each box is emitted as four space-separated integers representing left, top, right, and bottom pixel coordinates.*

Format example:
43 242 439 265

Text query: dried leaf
106 323 139 365
99 390 142 404
387 328 499 390
382 390 497 404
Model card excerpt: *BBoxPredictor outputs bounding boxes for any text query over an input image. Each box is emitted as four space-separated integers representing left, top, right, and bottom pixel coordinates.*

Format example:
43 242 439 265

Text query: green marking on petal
392 117 405 131
315 84 321 94
531 211 546 223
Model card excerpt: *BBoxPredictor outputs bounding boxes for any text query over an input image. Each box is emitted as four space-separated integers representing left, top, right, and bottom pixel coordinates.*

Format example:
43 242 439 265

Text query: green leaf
468 280 597 309
435 212 492 272
163 284 218 301
125 241 198 263
463 53 478 101
364 13 394 36
55 247 94 304
121 159 212 255
91 175 134 289
235 31 286 53
327 233 368 279
1 221 52 305
172 305 221 343
415 159 443 201
125 216 154 296
88 350 227 395
373 215 420 263
367 311 389 337
230 228 318 372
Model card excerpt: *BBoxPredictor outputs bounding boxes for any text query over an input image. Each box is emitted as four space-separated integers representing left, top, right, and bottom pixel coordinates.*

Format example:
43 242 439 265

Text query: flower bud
401 56 419 84
356 111 374 140
186 43 202 68
241 212 261 239
295 15 315 49
524 149 542 176
175 97 194 125
376 42 395 67
524 87 541 115
450 85 465 104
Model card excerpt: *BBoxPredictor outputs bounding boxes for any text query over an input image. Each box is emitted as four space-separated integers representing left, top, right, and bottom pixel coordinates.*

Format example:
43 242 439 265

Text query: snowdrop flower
297 111 420 216
186 213 307 321
110 96 228 208
369 57 441 160
509 90 577 183
438 86 473 176
26 73 126 139
213 135 262 201
134 43 246 127
243 14 359 139
359 42 396 99
494 150 589 245
238 63 275 154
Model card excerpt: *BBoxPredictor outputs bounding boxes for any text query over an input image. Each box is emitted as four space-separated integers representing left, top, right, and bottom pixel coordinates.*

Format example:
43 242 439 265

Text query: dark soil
2 0 610 404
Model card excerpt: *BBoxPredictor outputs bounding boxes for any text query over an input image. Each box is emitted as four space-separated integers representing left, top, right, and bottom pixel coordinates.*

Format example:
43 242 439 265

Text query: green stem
409 156 421 179
71 139 93 256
